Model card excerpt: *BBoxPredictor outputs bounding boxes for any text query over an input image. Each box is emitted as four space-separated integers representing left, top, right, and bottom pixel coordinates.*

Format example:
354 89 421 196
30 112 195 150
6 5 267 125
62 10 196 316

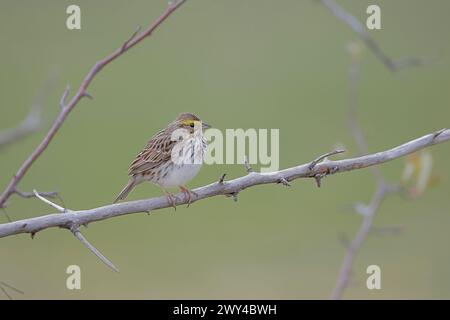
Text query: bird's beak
202 122 211 129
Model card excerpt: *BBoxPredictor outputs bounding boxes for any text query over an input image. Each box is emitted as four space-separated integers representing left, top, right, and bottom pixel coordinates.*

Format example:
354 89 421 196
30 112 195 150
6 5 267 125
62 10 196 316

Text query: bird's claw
165 193 178 211
180 186 198 208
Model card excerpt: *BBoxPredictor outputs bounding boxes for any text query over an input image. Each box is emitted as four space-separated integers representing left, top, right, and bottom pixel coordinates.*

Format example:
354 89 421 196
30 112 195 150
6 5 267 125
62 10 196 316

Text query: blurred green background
1 0 450 299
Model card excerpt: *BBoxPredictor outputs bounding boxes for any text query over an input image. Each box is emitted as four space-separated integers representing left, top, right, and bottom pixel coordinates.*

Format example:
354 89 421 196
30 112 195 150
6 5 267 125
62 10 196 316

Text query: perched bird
114 113 210 208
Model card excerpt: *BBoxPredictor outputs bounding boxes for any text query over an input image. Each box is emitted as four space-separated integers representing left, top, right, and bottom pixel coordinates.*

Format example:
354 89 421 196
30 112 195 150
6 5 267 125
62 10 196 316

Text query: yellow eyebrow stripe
182 119 199 126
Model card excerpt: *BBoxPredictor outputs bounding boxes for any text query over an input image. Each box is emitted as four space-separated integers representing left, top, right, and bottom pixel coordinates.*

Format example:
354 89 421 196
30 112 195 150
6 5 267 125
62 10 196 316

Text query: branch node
309 149 345 171
121 26 142 52
330 165 339 174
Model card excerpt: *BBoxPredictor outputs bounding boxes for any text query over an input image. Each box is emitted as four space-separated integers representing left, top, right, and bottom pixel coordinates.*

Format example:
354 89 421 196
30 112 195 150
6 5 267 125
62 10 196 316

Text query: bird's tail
114 178 137 203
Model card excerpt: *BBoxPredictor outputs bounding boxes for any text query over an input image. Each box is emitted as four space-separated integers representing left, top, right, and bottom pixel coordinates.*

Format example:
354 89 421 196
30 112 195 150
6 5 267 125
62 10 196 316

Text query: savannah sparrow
114 113 210 208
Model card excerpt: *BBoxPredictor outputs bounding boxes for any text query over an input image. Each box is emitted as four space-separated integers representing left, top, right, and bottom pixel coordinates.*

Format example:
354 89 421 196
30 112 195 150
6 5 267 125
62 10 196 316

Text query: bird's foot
180 186 198 207
165 192 178 211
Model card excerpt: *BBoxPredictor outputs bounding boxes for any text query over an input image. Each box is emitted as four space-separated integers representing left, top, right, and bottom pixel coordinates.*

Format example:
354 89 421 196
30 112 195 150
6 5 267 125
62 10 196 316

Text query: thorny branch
0 0 448 287
0 0 188 210
0 0 187 273
0 128 449 270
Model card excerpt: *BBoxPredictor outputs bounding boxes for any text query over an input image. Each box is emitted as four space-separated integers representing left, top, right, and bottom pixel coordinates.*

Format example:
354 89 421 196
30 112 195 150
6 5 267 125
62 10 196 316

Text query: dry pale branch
0 188 59 212
0 0 188 210
331 181 396 299
319 0 426 72
331 44 402 300
32 190 119 272
0 74 57 149
0 106 42 149
0 128 448 271
71 227 119 272
13 189 59 200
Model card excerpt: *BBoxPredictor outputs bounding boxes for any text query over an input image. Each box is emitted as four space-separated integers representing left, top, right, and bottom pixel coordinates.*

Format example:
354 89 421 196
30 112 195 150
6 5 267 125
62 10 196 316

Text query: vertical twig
331 43 399 299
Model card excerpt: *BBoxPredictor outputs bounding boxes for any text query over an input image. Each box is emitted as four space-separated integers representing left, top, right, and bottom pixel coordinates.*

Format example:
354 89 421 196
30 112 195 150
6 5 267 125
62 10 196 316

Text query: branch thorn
279 178 291 187
313 173 327 188
243 156 253 173
83 92 94 100
218 173 227 184
433 128 447 138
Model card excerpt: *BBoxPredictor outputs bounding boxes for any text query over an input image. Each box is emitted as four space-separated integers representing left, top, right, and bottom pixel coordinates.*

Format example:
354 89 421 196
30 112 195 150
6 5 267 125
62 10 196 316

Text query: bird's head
172 112 211 133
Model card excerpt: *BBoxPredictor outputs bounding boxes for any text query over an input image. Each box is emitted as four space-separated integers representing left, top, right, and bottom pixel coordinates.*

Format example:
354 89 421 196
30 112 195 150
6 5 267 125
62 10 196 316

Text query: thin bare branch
14 189 58 199
0 281 24 294
59 85 70 109
0 73 58 149
0 128 448 242
0 285 12 300
371 224 404 236
331 182 390 299
71 227 119 272
1 208 11 223
347 43 384 183
121 26 142 52
0 281 24 300
319 0 426 72
0 0 188 210
331 45 405 300
32 190 118 271
33 190 66 213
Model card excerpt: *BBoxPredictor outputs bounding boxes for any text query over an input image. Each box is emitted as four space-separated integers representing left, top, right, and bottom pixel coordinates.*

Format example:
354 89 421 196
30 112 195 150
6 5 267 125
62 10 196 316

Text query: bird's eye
190 122 195 128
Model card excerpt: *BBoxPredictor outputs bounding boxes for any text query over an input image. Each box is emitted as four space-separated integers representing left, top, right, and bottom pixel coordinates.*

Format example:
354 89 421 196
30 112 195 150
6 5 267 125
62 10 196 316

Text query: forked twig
319 0 427 72
0 0 188 211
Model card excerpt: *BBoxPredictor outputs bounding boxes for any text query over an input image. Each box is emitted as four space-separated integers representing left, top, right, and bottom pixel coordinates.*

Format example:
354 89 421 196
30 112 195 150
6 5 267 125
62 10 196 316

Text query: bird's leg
179 186 191 207
161 188 177 211
179 185 198 207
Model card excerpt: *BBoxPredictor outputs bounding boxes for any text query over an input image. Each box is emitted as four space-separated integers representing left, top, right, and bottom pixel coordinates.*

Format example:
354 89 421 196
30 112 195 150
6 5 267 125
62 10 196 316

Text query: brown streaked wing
128 130 175 176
